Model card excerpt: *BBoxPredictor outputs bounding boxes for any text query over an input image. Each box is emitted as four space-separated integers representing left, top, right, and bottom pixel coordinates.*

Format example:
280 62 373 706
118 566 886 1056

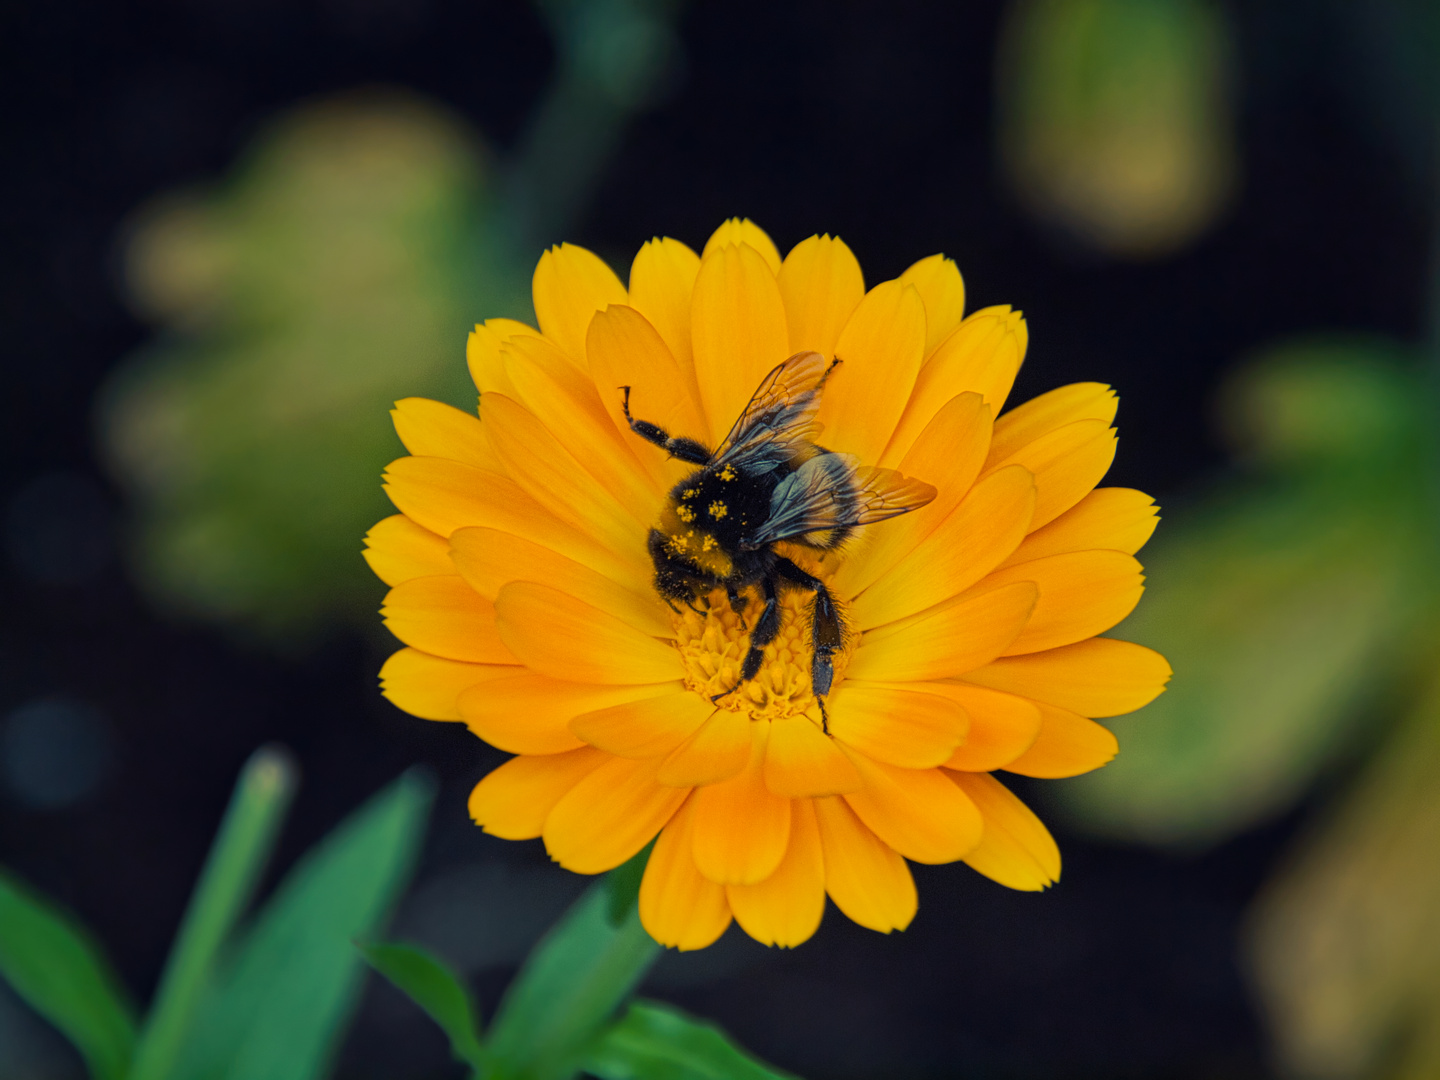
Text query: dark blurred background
1 1 1436 1077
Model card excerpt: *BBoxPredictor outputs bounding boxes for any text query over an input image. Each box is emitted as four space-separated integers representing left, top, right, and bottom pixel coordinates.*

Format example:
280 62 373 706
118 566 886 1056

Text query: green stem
129 746 298 1080
500 0 684 252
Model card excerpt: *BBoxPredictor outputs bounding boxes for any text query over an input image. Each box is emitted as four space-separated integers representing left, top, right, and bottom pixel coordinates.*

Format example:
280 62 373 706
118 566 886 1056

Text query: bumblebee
621 350 937 728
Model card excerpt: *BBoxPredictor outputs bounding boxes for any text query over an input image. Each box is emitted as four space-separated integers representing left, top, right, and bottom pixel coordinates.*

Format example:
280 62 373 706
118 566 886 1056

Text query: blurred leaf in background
1246 674 1440 1080
99 91 526 642
1053 339 1438 847
996 0 1238 258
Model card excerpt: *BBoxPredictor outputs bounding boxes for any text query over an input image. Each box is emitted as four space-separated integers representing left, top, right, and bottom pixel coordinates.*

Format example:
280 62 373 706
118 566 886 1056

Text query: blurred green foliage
1248 687 1440 1080
100 0 683 645
1 756 789 1080
996 0 1237 257
1056 340 1438 848
0 871 137 1080
0 751 431 1080
362 865 791 1080
102 92 521 641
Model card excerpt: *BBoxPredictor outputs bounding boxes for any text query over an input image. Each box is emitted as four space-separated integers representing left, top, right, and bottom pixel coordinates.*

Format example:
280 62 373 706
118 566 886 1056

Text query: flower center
671 571 856 723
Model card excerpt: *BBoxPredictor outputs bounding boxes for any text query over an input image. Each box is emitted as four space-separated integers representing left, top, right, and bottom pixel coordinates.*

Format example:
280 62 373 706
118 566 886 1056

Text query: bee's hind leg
725 584 749 628
775 558 843 734
711 577 780 704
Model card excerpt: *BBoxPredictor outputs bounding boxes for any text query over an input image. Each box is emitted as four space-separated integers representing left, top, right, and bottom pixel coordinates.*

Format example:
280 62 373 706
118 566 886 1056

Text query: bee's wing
849 465 939 524
711 351 832 475
746 456 937 547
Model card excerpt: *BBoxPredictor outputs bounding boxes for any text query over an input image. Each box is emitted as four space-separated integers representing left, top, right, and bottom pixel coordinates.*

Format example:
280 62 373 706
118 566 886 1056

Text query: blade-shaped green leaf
358 942 484 1073
132 746 297 1080
176 770 432 1080
585 1000 795 1080
0 868 137 1080
486 876 661 1080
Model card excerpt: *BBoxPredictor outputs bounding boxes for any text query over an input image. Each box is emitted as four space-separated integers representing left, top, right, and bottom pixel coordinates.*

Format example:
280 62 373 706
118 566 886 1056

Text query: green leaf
0 869 137 1080
132 746 297 1080
358 942 484 1073
585 1000 794 1080
176 770 432 1080
1248 680 1440 1079
605 841 654 928
486 878 662 1080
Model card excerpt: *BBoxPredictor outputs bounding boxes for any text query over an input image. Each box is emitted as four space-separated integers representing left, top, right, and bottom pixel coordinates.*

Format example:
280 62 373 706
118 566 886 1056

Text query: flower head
367 218 1172 950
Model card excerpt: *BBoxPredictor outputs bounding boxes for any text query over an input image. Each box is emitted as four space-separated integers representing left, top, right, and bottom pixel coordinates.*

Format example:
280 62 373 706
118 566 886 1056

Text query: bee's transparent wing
711 351 832 475
747 456 937 547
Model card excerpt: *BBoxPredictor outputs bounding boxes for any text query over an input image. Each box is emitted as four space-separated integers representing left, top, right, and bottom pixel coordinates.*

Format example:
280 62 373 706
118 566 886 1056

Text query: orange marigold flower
366 218 1172 950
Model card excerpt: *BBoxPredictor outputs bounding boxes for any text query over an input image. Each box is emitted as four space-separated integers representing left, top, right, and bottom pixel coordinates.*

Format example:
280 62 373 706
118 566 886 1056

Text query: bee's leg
775 558 844 734
620 388 711 464
711 576 780 704
726 584 748 628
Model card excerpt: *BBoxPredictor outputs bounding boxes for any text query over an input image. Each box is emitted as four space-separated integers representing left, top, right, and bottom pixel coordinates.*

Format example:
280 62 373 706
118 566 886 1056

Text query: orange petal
898 253 966 355
379 647 513 722
985 550 1145 656
449 526 669 637
987 418 1117 531
764 716 863 797
1000 487 1160 568
988 383 1118 468
826 684 967 768
918 683 1043 771
727 798 826 948
383 457 638 587
658 708 753 786
467 317 534 397
841 752 983 864
639 795 732 950
532 243 627 364
702 218 782 273
886 306 1024 461
391 397 499 472
544 755 688 874
850 464 1035 630
947 771 1060 891
814 795 916 933
628 237 702 379
820 280 926 464
691 242 790 446
570 688 713 759
691 723 792 884
495 582 682 685
777 234 865 359
457 675 678 756
468 748 607 839
839 391 992 595
482 393 646 551
963 637 1172 717
383 576 519 665
848 581 1038 683
500 333 661 525
364 514 452 586
586 304 708 489
1003 702 1118 778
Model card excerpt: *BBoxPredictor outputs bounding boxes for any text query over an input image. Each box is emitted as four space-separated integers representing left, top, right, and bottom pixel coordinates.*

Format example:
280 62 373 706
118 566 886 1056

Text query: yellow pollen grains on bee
707 500 728 519
676 504 696 523
718 465 737 481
